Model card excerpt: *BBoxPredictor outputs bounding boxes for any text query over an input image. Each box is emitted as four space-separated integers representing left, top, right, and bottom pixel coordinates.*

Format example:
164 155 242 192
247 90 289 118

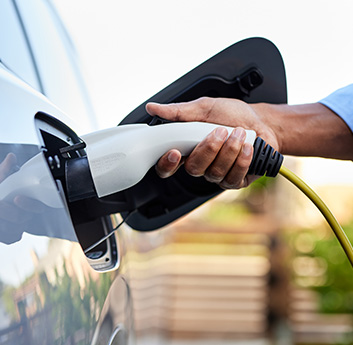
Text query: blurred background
53 1 353 344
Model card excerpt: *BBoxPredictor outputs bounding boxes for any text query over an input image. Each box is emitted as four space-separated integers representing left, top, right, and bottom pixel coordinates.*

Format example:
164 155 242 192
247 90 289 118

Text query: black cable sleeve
248 137 283 177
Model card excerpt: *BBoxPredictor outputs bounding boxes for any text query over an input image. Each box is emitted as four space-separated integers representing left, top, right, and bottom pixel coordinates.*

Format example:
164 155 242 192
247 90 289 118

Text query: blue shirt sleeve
319 84 353 132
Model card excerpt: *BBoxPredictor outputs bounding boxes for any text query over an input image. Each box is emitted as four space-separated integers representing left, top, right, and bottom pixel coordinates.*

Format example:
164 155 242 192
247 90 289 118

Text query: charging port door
119 37 287 231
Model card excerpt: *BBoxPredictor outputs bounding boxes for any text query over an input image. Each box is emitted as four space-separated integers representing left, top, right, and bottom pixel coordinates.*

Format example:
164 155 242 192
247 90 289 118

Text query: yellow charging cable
279 165 353 268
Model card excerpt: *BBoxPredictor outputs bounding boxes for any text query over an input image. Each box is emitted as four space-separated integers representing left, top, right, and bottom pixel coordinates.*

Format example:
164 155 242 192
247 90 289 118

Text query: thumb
146 97 216 122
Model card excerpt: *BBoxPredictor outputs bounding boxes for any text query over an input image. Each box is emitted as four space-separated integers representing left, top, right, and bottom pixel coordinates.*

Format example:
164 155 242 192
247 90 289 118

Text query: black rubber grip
248 137 283 177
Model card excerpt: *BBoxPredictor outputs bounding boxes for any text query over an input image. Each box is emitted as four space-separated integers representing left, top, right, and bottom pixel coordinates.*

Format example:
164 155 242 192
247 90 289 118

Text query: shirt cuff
319 84 353 132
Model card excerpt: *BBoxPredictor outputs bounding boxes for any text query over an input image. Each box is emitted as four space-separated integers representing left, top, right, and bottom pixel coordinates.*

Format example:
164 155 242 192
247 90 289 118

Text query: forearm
251 102 353 160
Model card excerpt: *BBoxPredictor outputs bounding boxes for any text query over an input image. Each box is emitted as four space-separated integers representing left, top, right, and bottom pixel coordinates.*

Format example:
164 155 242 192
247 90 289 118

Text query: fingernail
233 127 245 141
214 127 228 140
242 143 252 156
168 151 179 163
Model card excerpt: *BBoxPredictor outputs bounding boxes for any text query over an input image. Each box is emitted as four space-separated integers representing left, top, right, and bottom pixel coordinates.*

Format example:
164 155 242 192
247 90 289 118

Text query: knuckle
221 174 244 190
203 139 221 154
236 157 251 170
228 141 242 155
196 97 212 109
184 161 203 177
205 166 225 182
155 167 171 179
196 97 216 120
220 180 241 190
155 157 177 179
219 181 233 190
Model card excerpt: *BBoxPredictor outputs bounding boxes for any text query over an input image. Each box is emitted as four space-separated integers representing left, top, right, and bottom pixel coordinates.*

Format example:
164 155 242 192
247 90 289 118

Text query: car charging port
35 112 120 271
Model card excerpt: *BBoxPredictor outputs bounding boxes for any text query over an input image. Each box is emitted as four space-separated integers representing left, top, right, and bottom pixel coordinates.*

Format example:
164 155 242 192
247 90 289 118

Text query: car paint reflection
0 143 131 344
0 237 118 344
0 144 76 245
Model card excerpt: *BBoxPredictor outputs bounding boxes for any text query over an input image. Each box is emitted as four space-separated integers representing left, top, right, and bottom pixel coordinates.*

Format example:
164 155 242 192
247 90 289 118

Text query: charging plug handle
65 123 283 203
248 137 283 177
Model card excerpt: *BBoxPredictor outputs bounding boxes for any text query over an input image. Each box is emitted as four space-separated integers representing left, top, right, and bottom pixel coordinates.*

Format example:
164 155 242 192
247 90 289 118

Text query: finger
204 127 246 184
220 142 254 190
146 97 216 122
155 149 183 178
184 127 228 177
0 153 18 183
13 196 45 214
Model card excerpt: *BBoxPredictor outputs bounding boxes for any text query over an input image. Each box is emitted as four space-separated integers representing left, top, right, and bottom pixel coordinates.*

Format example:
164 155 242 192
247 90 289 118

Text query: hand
146 97 280 189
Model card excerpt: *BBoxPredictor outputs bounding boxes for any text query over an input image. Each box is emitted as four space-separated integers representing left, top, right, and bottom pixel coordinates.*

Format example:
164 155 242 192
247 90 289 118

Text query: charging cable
82 164 353 269
248 136 353 268
63 122 352 266
279 165 353 268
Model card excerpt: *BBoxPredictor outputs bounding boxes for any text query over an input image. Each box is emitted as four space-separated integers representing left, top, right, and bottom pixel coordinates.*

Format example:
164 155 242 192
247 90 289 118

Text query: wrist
251 102 353 160
249 103 284 154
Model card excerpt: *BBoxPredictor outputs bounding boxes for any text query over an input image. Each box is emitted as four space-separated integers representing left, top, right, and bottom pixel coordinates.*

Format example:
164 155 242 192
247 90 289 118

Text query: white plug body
82 122 256 198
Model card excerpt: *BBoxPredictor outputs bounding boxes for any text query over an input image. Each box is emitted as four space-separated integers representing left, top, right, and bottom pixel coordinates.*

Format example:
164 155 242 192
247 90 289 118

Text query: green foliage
38 263 113 345
313 221 353 314
290 220 353 314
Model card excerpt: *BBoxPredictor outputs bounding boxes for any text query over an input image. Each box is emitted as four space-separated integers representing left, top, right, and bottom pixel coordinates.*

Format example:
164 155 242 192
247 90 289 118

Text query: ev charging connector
65 122 283 203
64 121 353 270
